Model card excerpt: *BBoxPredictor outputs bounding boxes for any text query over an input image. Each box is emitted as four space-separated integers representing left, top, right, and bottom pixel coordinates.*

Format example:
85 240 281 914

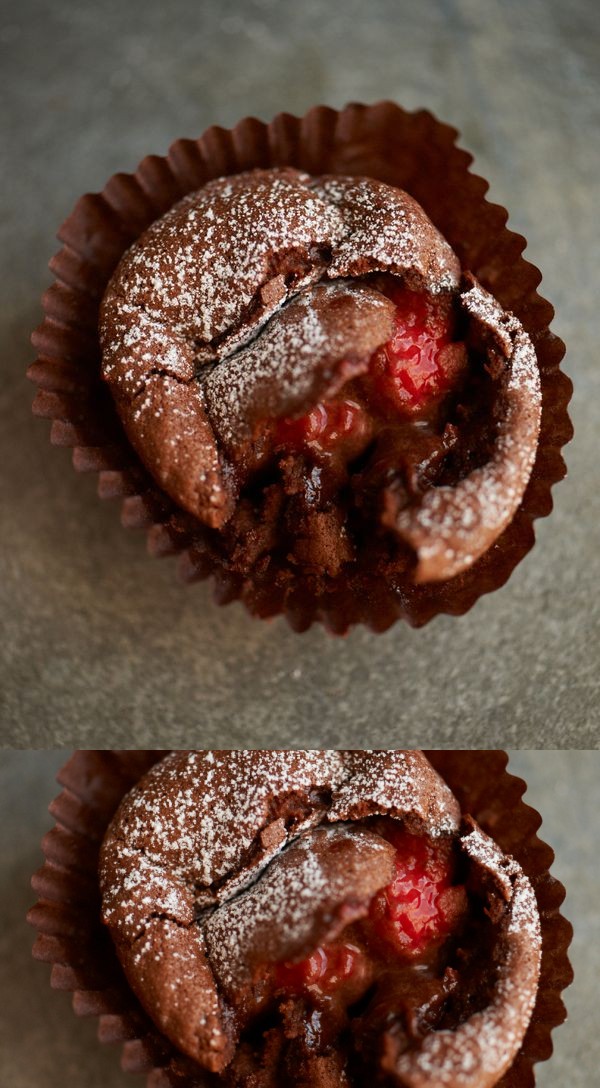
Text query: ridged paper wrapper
28 103 572 631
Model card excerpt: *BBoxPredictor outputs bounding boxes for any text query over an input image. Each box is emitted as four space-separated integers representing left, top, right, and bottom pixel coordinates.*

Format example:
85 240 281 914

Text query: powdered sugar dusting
315 176 460 293
101 302 196 401
328 750 460 836
100 167 460 424
100 751 542 1085
100 751 459 929
101 751 343 920
460 822 541 941
100 750 459 943
101 169 458 375
105 170 345 351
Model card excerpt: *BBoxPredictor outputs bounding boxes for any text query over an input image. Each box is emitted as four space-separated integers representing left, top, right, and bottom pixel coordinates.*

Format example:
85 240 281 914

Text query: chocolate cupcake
29 104 572 630
100 168 541 591
98 751 542 1088
28 750 573 1088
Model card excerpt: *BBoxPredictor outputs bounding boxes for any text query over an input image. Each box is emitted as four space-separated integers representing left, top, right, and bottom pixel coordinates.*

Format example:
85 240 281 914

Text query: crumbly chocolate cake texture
100 168 541 596
100 751 541 1088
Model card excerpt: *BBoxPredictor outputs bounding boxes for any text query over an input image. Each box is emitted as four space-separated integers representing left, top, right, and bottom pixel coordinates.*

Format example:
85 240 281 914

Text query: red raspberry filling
273 283 467 456
370 283 467 418
275 941 365 994
367 827 467 958
273 825 467 999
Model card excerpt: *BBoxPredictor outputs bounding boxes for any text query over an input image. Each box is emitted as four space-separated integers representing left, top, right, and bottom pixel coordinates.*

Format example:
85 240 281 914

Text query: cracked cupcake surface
100 167 541 592
99 751 541 1088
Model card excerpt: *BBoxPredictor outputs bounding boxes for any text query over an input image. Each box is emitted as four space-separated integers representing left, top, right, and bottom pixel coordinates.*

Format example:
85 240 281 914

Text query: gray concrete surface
1 0 599 747
0 750 593 1087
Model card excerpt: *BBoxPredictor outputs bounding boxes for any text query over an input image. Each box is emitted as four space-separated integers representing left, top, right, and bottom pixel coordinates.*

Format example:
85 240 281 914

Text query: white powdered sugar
99 170 542 576
328 750 460 836
101 749 464 1002
100 168 460 411
204 825 393 990
112 171 345 348
100 750 459 941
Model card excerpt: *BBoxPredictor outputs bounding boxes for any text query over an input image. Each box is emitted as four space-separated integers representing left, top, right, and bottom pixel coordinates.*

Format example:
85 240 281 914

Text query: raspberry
274 399 365 454
275 942 364 995
367 827 467 957
369 284 467 417
273 282 467 458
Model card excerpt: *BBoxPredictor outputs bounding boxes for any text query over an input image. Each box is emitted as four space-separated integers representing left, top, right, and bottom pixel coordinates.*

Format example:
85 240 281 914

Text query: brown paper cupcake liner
28 103 572 631
28 750 573 1088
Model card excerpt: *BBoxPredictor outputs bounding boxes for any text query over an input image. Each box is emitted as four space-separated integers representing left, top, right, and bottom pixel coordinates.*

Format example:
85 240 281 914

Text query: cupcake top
100 168 541 591
100 751 541 1088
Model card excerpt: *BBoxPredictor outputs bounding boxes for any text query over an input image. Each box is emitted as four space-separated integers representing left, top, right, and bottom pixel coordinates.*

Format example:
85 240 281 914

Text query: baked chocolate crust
99 751 541 1088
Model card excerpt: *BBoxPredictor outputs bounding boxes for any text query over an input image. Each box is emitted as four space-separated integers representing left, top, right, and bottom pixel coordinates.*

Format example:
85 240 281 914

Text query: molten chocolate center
221 820 493 1087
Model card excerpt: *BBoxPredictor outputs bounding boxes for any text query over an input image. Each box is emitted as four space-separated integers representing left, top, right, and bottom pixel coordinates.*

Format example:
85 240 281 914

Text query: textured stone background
0 750 594 1087
1 0 598 746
